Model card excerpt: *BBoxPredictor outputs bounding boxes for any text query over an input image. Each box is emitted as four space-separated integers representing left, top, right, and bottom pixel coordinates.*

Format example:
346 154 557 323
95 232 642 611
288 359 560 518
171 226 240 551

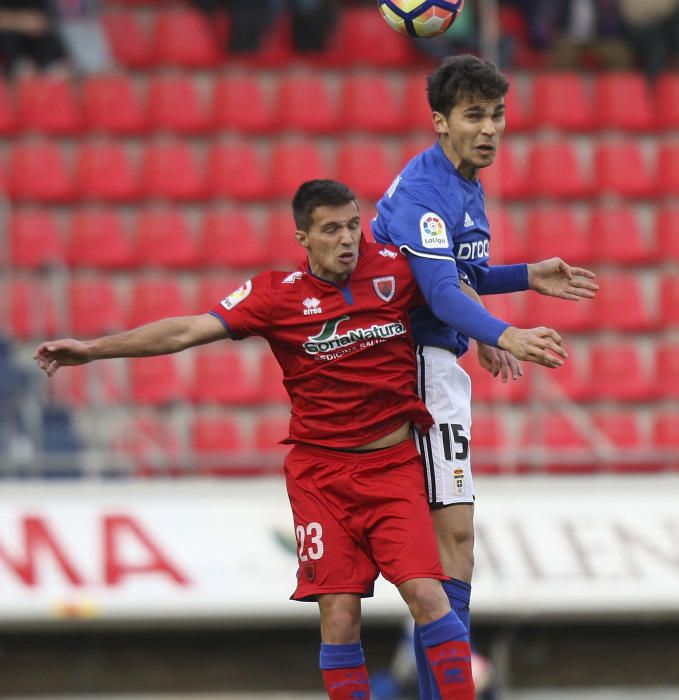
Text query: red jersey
209 241 432 448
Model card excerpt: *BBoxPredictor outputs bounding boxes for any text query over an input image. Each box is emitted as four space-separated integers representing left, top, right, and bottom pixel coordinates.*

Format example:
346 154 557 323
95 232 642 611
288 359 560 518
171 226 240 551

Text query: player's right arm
34 314 228 377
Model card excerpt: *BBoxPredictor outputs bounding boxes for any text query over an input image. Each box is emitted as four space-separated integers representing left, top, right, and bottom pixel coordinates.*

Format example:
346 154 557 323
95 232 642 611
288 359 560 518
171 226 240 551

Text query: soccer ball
377 1 464 38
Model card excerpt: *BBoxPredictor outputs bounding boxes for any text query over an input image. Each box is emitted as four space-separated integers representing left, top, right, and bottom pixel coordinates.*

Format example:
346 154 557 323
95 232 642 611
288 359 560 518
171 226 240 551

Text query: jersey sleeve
208 272 272 340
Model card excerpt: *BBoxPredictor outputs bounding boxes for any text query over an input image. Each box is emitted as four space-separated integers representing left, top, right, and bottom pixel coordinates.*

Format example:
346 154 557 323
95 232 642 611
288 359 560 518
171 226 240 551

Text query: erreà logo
303 314 406 355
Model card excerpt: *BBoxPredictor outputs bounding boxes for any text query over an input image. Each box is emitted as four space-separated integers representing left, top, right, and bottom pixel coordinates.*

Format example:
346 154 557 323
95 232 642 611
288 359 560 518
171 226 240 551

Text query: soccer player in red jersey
34 180 486 700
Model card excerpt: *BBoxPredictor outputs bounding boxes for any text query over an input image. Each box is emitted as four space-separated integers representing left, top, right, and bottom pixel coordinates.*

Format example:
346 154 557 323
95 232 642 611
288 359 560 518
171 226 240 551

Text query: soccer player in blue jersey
371 54 599 699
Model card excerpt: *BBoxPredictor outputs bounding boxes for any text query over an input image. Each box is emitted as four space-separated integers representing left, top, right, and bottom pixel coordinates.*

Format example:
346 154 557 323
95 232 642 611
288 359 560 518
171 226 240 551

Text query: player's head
427 54 509 178
293 179 361 284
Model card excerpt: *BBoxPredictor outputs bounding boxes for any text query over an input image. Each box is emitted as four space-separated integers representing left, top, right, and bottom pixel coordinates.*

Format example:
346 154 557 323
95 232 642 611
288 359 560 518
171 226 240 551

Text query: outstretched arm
527 257 598 300
34 313 228 377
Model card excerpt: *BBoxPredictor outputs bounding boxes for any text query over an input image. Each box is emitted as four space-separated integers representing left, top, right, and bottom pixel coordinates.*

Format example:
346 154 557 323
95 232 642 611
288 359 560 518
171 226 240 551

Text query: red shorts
284 439 446 602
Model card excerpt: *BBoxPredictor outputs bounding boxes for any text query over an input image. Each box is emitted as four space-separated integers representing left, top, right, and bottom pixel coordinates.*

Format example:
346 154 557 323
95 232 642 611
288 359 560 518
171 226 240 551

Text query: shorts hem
430 498 475 509
291 586 375 602
390 570 448 587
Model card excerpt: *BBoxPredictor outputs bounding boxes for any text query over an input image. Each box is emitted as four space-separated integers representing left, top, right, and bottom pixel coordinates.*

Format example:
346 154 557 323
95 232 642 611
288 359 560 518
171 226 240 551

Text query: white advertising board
0 476 678 625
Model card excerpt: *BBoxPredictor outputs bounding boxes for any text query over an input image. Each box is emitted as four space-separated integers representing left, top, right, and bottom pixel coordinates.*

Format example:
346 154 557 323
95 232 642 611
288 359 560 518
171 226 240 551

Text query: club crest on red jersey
373 276 396 302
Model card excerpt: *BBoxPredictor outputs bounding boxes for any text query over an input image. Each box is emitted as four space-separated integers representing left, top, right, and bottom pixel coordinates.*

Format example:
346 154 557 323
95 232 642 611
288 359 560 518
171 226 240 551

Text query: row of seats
4 138 679 202
6 272 679 339
3 70 678 136
8 204 678 270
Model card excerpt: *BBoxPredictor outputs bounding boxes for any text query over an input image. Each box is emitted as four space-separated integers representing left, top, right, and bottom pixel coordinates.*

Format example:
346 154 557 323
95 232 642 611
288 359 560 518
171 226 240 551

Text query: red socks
425 639 474 700
321 666 370 699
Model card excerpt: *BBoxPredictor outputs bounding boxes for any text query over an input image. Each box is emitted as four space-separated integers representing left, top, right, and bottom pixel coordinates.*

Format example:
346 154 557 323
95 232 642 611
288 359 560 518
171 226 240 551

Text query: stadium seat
74 141 141 202
269 141 327 198
593 142 655 199
211 75 275 133
253 413 290 461
16 76 82 135
655 144 679 197
652 411 679 452
468 411 508 475
485 208 526 264
503 76 534 132
201 207 269 268
531 72 595 131
128 278 188 327
275 73 338 133
338 74 406 133
480 144 529 200
402 72 434 132
538 348 592 402
103 11 155 68
397 136 436 170
194 275 250 314
264 205 306 267
524 293 595 333
150 8 222 67
67 208 136 269
113 412 184 475
335 140 393 200
656 206 679 260
189 347 261 404
658 275 679 328
68 279 125 336
592 73 654 132
147 74 212 134
591 410 647 473
82 74 148 134
8 142 75 202
655 74 679 130
587 205 657 265
591 272 655 332
10 209 63 268
49 362 125 408
460 353 531 404
233 13 294 69
205 142 270 200
129 355 184 405
133 208 200 268
526 142 591 199
587 342 655 402
524 206 592 264
0 77 17 134
653 342 679 398
140 141 207 201
192 416 246 473
9 276 60 340
258 353 290 404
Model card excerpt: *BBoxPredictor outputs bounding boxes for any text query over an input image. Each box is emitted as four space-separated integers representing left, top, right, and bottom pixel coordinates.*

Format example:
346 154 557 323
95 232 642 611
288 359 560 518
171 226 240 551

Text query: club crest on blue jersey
420 212 449 249
373 276 396 302
220 280 252 310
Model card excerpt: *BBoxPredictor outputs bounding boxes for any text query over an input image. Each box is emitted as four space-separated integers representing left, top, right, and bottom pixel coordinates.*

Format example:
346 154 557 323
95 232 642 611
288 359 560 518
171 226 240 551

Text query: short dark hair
427 54 509 116
292 179 358 231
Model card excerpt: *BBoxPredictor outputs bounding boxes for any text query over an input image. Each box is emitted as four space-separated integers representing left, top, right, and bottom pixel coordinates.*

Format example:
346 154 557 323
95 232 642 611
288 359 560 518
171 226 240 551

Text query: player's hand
497 326 567 369
34 339 93 377
527 258 598 300
477 343 523 382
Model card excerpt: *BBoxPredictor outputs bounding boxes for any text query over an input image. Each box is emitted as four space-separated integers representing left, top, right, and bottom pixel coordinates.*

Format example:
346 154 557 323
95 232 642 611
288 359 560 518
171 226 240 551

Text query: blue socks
320 641 366 669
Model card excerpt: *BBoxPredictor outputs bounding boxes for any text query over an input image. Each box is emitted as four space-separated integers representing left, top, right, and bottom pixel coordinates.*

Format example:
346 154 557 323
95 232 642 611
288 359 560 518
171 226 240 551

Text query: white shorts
414 345 474 507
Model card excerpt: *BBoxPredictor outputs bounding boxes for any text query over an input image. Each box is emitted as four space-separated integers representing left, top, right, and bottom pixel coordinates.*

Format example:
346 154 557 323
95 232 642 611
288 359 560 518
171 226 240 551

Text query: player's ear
295 229 309 248
432 111 448 135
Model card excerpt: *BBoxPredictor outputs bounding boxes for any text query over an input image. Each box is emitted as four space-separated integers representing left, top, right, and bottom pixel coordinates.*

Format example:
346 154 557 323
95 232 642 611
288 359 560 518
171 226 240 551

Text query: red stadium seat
504 77 534 132
67 208 136 269
524 294 595 333
192 417 246 473
201 208 268 268
591 272 655 331
469 411 509 475
10 209 63 268
68 279 125 336
481 144 529 200
133 208 200 268
194 275 249 314
147 74 212 134
82 74 148 134
264 205 306 267
335 140 393 200
233 13 294 69
140 141 207 201
531 72 595 131
539 348 593 402
587 342 655 402
652 411 679 451
653 342 679 399
338 74 406 133
402 72 434 132
460 352 531 404
524 206 592 265
205 142 270 200
486 208 525 264
129 355 184 405
398 136 436 170
655 74 679 130
269 141 326 198
587 205 657 265
656 206 679 261
211 75 275 133
658 275 679 328
253 413 290 461
275 73 338 133
74 141 141 202
103 11 155 68
128 278 188 326
8 142 75 202
16 76 82 135
49 362 125 408
257 353 290 404
150 8 222 67
593 142 655 199
593 73 654 132
189 347 261 404
526 142 591 199
521 413 593 474
113 412 184 475
0 77 17 134
591 410 648 472
655 143 679 198
9 276 60 340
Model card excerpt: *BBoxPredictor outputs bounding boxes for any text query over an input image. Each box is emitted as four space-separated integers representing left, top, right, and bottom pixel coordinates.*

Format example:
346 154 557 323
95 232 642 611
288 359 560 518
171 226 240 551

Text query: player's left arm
527 257 599 300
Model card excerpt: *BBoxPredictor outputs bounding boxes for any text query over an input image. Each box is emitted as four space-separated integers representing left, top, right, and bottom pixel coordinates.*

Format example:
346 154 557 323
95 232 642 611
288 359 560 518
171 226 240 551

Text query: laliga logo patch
420 212 448 249
220 280 252 310
373 276 396 302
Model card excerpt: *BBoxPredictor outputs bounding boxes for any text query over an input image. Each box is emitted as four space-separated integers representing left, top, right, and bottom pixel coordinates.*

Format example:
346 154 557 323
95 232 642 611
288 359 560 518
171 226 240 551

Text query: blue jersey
372 142 526 355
